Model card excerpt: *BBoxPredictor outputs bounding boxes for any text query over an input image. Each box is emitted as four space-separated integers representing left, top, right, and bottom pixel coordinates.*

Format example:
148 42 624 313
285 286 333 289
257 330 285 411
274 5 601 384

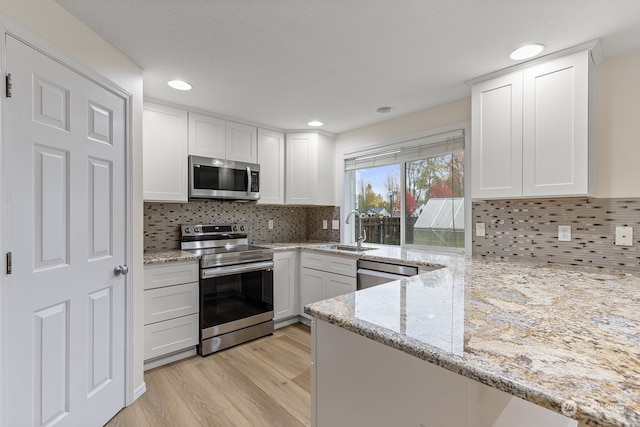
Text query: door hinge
6 252 12 275
6 73 12 98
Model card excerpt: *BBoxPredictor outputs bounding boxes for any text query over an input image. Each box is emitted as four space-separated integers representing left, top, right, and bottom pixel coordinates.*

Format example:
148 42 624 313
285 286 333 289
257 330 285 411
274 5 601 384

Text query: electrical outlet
332 220 340 230
475 222 486 237
268 219 274 229
615 226 633 246
322 220 328 229
558 225 571 242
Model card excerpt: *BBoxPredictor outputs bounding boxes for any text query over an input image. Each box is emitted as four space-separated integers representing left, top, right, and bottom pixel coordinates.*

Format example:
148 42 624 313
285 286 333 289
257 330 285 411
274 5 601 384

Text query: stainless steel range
180 224 274 356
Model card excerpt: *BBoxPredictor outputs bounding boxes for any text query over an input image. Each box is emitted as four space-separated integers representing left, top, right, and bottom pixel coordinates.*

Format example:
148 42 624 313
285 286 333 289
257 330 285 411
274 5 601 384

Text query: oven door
200 260 274 340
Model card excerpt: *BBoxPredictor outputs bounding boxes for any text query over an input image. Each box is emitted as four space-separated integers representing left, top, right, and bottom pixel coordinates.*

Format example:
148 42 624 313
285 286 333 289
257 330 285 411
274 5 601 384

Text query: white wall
0 0 145 401
595 49 640 197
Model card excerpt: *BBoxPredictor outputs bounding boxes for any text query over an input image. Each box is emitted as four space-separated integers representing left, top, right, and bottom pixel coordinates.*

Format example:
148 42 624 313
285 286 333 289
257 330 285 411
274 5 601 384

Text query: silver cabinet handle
114 265 129 276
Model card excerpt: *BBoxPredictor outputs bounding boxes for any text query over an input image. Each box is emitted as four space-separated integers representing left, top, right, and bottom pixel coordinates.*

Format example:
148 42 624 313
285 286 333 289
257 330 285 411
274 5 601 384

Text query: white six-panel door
3 34 126 426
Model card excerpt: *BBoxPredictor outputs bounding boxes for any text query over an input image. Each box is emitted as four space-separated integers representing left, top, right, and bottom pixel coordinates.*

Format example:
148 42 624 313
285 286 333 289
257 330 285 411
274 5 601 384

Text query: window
344 128 467 251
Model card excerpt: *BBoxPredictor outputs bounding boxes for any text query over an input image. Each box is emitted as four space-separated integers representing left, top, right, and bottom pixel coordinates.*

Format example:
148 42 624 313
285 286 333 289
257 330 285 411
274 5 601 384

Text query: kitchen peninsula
306 254 640 427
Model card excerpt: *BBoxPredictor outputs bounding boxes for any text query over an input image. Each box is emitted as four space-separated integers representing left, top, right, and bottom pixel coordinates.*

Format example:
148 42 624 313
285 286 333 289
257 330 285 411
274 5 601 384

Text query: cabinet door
143 313 199 361
273 251 298 320
257 128 285 204
324 272 356 300
188 112 225 158
286 133 315 204
226 121 257 163
522 51 591 197
471 72 523 199
143 102 188 202
144 282 199 325
300 267 324 319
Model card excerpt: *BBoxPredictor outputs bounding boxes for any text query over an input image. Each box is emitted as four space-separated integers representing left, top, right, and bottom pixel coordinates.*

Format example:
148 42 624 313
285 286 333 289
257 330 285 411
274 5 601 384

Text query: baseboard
274 317 299 329
132 382 147 403
297 315 312 327
144 346 197 371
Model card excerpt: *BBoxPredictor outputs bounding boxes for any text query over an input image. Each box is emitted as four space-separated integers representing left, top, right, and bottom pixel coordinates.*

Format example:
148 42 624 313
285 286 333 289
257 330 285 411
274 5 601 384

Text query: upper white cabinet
286 132 335 205
188 112 225 159
188 114 257 163
143 102 189 202
472 49 595 199
257 128 285 204
226 121 258 163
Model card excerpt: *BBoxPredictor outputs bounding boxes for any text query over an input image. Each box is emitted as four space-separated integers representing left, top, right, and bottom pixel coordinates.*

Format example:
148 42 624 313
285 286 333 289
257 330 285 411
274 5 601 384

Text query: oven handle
201 260 274 279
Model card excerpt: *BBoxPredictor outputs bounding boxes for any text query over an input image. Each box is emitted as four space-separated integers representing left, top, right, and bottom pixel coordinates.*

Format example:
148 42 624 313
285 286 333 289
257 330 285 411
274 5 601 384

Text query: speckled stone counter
306 257 640 427
143 249 200 265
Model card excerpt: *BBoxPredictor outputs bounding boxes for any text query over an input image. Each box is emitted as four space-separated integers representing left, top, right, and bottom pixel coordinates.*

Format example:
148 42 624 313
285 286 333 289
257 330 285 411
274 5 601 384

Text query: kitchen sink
323 244 377 252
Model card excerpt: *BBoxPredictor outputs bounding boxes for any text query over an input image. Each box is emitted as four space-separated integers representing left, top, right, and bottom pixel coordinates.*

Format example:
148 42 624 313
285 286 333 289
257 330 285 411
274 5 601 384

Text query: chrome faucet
345 209 367 248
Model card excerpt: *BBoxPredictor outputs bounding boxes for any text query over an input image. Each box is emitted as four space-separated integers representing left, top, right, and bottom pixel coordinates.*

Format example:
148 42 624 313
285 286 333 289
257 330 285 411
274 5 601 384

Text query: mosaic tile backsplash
144 201 340 250
472 198 640 273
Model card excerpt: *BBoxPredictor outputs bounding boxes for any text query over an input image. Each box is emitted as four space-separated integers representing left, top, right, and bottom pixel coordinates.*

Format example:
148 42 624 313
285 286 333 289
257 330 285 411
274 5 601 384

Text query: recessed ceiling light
307 120 323 127
509 44 545 61
376 106 395 114
168 80 192 91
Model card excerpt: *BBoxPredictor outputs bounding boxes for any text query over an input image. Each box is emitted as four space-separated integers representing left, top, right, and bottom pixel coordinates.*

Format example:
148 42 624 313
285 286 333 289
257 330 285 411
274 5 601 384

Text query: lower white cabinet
273 250 299 321
300 251 357 319
143 260 200 368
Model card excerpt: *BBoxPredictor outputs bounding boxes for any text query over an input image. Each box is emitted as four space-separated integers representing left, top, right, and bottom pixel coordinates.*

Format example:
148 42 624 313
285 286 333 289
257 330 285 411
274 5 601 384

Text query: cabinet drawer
144 261 199 290
144 282 199 325
325 255 357 277
144 314 199 361
300 252 326 270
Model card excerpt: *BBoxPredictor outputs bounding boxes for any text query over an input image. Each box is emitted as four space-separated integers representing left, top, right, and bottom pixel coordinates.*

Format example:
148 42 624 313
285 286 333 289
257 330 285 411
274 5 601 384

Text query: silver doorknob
114 265 129 276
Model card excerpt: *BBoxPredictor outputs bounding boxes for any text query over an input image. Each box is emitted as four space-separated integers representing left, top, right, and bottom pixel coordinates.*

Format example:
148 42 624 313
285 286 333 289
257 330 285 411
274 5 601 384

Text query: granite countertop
143 249 200 264
306 257 640 427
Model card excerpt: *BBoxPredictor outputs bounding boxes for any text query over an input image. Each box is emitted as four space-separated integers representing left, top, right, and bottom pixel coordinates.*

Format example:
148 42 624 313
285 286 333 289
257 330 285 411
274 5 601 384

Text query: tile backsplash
473 198 640 273
144 201 340 250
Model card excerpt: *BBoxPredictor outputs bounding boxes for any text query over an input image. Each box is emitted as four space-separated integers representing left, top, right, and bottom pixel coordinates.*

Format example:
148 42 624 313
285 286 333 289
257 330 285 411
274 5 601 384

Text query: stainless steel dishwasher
357 259 420 290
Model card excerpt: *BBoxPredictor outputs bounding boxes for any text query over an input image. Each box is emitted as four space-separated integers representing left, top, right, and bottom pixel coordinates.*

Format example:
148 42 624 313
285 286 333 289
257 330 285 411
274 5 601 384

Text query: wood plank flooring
106 323 311 427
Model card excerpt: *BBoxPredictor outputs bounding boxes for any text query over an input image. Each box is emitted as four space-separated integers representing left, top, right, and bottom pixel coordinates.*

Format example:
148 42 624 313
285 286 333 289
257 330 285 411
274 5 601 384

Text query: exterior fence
359 216 463 248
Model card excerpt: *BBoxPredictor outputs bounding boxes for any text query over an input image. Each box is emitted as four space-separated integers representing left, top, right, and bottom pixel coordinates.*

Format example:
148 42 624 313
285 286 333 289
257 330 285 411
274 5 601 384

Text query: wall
473 198 640 273
595 49 640 197
144 202 340 250
0 1 145 401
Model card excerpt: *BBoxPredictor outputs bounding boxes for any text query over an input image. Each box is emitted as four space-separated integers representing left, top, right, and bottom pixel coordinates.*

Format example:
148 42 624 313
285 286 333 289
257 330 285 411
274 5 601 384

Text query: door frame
0 17 136 422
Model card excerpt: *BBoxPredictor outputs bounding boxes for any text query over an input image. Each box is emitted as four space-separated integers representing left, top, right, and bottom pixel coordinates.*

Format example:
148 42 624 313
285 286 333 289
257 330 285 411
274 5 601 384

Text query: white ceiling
56 0 640 134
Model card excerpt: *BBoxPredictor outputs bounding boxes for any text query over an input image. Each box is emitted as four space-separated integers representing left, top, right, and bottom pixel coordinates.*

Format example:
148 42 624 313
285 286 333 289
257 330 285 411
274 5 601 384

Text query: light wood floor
106 323 311 427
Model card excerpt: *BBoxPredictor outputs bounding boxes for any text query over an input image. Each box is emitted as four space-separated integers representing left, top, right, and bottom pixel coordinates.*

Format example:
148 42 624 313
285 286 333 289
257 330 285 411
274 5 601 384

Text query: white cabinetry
300 251 356 319
143 102 188 202
188 112 225 159
188 114 258 163
286 132 335 205
143 261 200 369
257 128 285 204
472 49 595 199
273 250 299 321
226 121 258 163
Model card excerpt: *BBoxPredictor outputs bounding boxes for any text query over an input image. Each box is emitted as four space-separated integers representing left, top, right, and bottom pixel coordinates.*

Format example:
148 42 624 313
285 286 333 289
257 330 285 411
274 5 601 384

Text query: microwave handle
246 166 252 194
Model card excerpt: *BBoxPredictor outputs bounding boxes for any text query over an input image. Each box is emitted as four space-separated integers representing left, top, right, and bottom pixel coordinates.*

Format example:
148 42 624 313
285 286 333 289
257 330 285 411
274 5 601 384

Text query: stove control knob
232 225 238 232
240 225 245 231
194 226 202 233
184 227 191 234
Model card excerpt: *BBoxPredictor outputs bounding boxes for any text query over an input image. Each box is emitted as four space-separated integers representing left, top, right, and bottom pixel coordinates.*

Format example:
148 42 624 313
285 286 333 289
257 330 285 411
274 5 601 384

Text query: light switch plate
615 226 633 246
322 220 328 229
332 220 340 230
475 222 486 237
268 219 274 229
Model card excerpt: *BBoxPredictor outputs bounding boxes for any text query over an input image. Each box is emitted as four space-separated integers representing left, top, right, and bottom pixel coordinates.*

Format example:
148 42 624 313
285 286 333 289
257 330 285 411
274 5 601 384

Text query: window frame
341 122 471 254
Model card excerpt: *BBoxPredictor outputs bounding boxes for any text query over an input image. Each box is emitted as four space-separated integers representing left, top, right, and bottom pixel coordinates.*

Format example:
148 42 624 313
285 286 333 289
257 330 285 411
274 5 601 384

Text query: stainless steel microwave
189 155 260 201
